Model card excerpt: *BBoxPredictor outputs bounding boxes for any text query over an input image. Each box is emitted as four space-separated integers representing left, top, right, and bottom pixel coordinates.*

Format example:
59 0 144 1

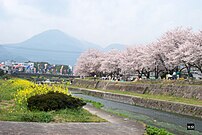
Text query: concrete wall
72 79 202 100
69 87 202 118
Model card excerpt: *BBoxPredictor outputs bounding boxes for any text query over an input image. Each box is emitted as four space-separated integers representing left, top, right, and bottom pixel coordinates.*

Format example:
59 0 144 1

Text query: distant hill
1 30 101 65
103 43 126 51
1 30 127 65
0 45 11 61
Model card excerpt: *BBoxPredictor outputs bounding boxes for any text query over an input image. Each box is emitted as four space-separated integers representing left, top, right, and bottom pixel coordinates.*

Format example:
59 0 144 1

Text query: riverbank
73 93 202 135
72 79 202 100
68 86 202 118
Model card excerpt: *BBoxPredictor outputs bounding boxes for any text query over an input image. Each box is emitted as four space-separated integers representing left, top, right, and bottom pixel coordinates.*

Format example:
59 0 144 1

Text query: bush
0 74 11 80
146 126 173 135
0 69 4 76
27 91 86 111
20 112 53 122
4 74 11 79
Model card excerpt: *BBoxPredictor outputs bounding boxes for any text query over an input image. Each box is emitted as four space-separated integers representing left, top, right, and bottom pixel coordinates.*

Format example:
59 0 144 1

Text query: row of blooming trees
74 27 202 79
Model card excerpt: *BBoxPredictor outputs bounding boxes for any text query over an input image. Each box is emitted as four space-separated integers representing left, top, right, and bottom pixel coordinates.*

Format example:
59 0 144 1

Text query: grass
0 107 106 123
84 99 104 109
68 85 202 106
53 108 105 122
106 108 201 135
0 78 106 123
0 79 20 101
146 125 173 135
103 89 202 106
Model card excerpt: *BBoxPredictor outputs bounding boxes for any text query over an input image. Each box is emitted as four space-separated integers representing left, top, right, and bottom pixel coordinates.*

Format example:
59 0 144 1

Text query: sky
0 0 202 47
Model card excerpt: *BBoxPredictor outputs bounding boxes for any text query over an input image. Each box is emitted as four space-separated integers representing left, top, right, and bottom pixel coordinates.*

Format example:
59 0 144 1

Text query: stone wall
72 79 202 100
69 87 202 118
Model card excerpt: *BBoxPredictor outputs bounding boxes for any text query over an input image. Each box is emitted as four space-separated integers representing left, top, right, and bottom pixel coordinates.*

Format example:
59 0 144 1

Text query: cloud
0 0 202 46
19 0 70 16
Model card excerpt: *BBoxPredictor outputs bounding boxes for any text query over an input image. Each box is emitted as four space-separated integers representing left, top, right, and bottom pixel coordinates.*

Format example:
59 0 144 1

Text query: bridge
11 72 79 79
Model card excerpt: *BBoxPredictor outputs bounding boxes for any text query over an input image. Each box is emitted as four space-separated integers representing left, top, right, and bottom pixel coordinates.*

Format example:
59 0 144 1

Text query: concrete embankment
69 87 202 118
72 79 202 100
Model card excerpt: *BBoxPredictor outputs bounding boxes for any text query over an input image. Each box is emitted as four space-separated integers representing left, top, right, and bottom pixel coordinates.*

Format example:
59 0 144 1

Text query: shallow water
72 92 202 135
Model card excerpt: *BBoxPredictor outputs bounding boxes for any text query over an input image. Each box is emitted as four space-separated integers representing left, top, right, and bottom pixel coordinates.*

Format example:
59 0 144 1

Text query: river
72 92 202 135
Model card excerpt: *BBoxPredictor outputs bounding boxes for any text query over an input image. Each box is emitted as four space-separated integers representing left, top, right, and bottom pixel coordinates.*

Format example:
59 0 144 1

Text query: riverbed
72 92 202 135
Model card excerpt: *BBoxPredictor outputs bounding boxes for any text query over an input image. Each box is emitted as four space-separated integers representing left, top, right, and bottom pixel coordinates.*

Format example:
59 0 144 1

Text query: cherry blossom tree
188 31 202 73
131 46 145 75
140 44 155 78
119 47 140 75
118 47 137 80
169 41 193 76
164 28 196 77
74 49 102 76
74 27 202 79
100 49 122 76
152 27 194 77
141 42 169 79
119 46 152 78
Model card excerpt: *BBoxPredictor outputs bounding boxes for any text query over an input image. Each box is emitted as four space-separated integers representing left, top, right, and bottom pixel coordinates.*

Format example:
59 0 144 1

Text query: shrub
146 125 173 135
20 112 53 122
27 92 86 111
4 74 12 79
0 74 12 80
0 69 4 76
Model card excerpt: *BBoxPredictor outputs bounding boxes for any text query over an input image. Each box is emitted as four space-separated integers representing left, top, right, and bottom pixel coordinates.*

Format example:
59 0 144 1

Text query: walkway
0 104 145 135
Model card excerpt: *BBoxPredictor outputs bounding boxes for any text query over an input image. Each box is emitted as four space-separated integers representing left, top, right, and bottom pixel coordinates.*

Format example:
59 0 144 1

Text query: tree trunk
185 64 191 78
192 64 202 74
155 66 159 79
146 71 150 79
143 69 150 79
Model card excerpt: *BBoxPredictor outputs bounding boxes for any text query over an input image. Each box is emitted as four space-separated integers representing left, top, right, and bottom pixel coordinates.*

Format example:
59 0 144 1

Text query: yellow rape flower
14 79 68 107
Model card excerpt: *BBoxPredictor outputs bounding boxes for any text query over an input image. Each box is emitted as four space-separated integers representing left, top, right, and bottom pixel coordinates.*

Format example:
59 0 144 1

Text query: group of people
82 70 195 82
165 71 185 80
101 75 123 81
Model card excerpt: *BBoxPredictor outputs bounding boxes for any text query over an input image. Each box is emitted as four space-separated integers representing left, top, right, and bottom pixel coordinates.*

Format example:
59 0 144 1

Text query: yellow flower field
13 79 68 107
0 78 105 123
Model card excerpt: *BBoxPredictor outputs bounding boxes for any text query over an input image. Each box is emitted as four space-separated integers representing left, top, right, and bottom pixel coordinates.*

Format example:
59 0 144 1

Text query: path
0 104 145 135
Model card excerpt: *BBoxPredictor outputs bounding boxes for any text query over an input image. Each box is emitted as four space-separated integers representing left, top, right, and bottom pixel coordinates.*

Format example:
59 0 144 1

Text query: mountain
1 30 127 65
16 29 101 51
103 43 126 51
1 30 101 65
0 45 12 61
